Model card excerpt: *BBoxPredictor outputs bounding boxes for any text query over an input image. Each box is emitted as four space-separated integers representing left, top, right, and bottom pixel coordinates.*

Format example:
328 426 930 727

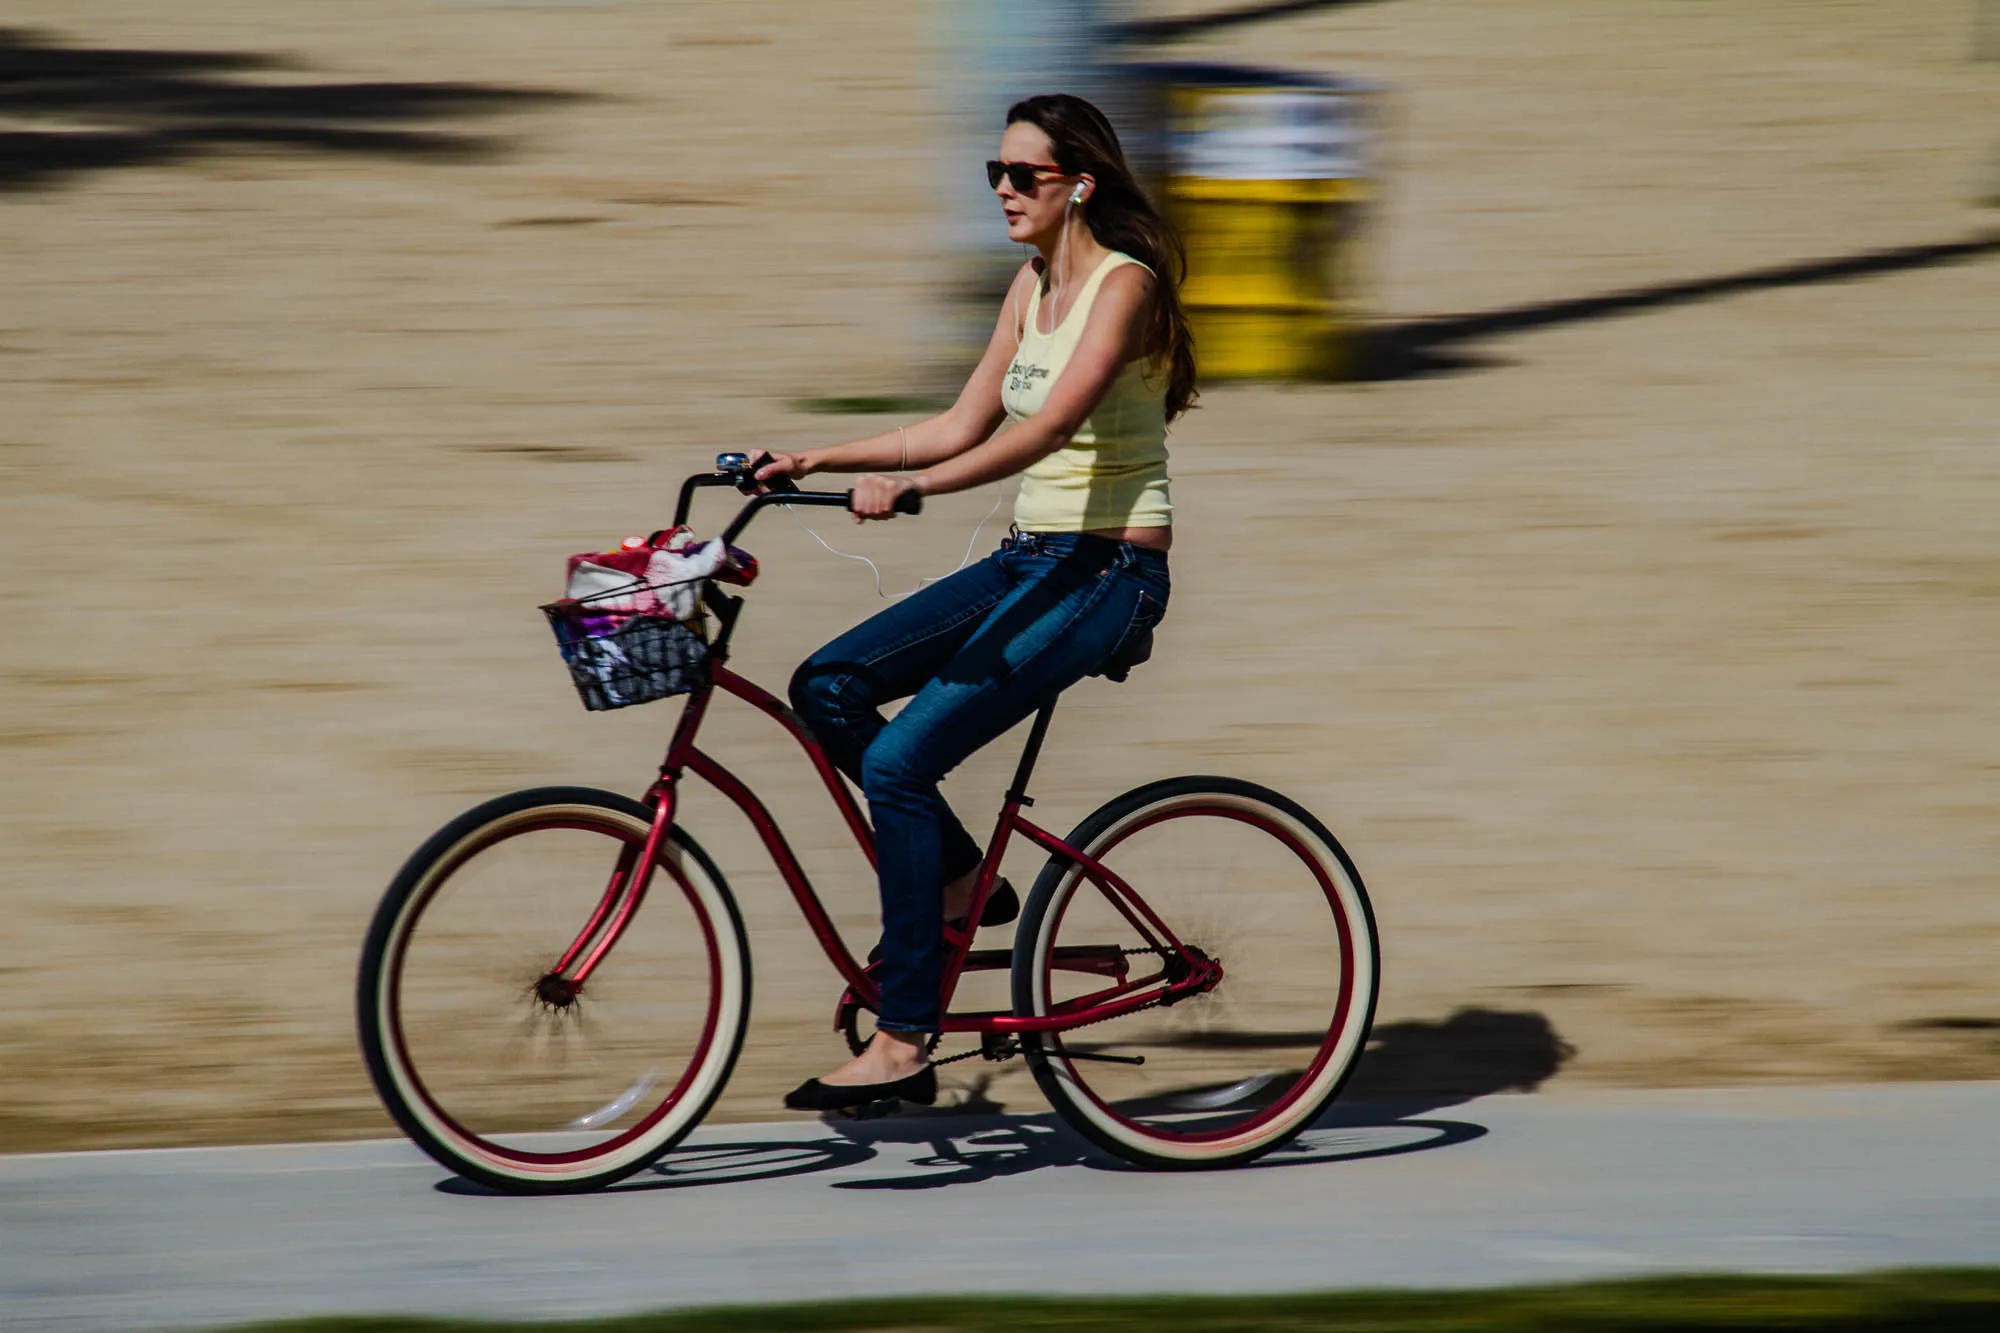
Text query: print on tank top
1005 359 1051 398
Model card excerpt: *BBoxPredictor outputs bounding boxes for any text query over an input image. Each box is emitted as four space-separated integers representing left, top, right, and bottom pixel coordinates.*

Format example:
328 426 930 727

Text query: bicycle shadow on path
436 1007 1568 1197
803 1006 1572 1192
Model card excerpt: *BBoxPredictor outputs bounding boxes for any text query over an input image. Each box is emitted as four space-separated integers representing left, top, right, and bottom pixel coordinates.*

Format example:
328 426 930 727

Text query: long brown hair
1006 93 1198 421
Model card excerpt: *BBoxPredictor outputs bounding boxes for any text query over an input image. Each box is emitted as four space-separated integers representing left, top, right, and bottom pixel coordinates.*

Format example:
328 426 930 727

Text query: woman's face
994 122 1080 247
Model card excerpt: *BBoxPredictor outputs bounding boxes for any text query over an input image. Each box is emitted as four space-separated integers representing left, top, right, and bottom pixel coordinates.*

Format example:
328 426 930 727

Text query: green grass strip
228 1269 2000 1332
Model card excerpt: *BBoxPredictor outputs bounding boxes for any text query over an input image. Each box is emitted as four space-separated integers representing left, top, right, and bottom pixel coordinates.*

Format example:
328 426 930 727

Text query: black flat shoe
976 877 1020 929
783 1064 937 1112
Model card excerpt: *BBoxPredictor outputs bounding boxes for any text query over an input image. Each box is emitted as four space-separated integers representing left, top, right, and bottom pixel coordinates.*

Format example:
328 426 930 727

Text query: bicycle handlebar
670 453 922 546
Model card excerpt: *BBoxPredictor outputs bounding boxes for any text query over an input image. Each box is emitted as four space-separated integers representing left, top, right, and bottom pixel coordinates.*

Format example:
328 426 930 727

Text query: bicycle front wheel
1012 777 1377 1169
357 786 750 1193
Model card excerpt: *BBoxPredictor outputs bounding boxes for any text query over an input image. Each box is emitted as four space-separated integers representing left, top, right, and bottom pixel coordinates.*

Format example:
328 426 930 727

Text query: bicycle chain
931 1044 999 1067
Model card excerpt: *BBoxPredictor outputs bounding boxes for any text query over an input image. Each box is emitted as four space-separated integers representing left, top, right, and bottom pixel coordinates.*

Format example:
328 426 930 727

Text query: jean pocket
1125 557 1169 621
1132 584 1166 631
1100 580 1167 679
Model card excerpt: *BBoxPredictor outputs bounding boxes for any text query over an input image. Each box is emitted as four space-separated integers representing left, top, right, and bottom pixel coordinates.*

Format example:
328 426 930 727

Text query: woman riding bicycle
756 93 1198 1112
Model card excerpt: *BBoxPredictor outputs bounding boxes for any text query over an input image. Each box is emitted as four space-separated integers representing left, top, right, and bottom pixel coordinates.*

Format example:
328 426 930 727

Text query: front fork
539 779 681 1002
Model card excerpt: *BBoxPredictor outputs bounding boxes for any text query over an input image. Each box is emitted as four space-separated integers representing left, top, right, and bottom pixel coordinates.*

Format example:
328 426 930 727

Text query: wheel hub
1162 945 1221 985
535 973 580 1009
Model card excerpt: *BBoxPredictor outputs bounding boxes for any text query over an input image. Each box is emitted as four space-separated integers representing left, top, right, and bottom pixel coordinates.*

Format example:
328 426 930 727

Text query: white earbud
1071 184 1086 204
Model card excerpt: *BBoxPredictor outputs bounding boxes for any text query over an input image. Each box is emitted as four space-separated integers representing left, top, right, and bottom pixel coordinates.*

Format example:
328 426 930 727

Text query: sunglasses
986 159 1066 192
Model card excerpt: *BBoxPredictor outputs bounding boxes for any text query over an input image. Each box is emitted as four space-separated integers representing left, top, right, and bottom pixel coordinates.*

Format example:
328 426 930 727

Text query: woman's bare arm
754 263 1037 484
906 262 1155 498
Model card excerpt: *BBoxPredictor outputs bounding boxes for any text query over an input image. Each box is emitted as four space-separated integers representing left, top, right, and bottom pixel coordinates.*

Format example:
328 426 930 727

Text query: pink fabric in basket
561 528 756 626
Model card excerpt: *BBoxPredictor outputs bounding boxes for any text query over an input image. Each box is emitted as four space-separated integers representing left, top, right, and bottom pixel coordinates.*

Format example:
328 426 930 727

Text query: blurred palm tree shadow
1115 0 1385 44
1355 233 2000 380
0 26 577 191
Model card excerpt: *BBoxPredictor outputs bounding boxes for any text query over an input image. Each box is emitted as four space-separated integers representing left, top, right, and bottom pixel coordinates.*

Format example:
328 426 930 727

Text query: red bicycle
357 455 1378 1193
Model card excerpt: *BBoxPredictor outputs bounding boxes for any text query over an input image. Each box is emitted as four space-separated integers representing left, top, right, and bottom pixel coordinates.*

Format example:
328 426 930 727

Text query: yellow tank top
1001 251 1173 532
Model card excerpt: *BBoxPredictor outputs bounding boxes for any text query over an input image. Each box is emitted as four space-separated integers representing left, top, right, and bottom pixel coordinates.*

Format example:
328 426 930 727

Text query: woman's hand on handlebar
849 473 921 522
752 451 810 492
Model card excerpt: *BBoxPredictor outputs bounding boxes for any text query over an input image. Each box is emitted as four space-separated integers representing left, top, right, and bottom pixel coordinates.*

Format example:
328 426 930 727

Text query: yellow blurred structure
1147 68 1381 380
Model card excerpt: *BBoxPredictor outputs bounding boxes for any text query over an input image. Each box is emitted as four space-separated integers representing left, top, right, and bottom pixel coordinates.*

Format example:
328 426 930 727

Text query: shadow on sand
0 27 575 192
1355 232 2000 380
1115 0 1385 44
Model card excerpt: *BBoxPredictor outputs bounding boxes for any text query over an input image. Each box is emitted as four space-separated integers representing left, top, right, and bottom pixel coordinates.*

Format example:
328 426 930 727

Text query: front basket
544 606 709 711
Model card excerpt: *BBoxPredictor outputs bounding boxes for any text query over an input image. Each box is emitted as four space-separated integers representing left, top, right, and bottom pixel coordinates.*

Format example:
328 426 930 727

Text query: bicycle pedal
980 1032 1022 1062
840 1097 904 1120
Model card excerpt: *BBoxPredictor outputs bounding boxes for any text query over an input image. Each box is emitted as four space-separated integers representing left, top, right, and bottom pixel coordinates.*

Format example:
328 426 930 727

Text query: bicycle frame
549 600 1216 1037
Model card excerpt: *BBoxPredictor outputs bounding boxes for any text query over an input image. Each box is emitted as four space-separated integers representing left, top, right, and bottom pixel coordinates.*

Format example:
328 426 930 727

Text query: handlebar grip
844 488 923 516
744 452 800 494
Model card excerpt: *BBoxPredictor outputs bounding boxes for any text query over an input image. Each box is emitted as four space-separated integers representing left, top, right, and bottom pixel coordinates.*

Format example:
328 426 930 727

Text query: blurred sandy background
3 0 1997 1151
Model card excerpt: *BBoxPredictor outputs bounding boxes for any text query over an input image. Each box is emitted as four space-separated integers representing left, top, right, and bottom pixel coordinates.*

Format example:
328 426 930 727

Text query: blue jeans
790 531 1170 1033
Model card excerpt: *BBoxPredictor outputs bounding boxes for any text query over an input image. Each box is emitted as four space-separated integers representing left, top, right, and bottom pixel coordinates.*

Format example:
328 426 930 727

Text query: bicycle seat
1093 625 1153 684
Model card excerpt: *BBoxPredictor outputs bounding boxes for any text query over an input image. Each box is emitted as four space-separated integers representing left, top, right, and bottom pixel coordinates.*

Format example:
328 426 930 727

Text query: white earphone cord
784 483 1008 600
1014 186 1083 346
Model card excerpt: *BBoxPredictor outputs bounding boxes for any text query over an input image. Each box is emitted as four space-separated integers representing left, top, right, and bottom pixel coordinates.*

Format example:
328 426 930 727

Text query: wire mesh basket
542 580 709 712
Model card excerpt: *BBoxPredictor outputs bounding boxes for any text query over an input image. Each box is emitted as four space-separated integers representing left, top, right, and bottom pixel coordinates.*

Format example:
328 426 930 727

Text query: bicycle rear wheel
357 786 749 1193
1012 777 1377 1169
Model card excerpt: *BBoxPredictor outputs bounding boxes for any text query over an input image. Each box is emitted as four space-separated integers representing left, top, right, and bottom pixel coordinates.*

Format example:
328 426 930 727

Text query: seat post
1004 701 1058 807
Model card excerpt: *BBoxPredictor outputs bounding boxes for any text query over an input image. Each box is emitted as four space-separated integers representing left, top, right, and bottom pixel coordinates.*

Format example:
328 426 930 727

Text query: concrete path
5 1083 1999 1332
